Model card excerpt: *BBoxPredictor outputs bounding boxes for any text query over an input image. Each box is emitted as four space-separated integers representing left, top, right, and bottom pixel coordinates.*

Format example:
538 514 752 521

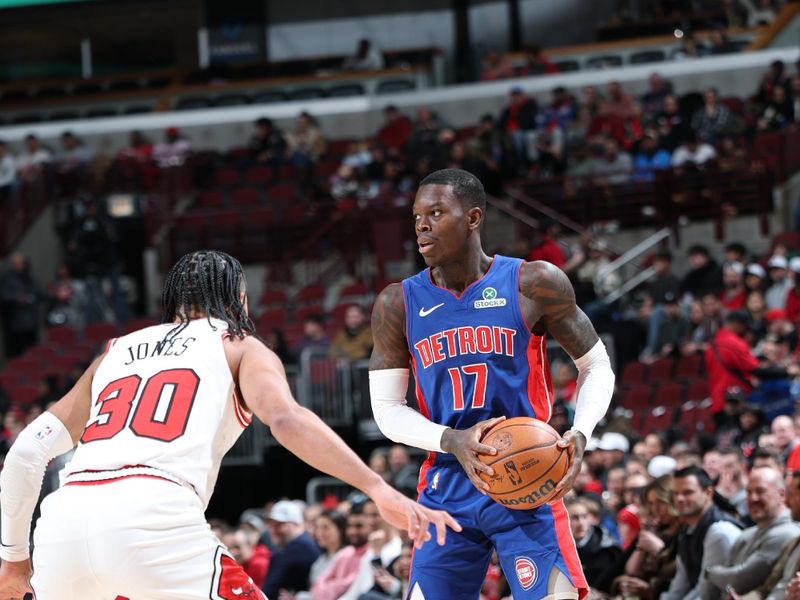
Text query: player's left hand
549 429 586 504
0 558 33 600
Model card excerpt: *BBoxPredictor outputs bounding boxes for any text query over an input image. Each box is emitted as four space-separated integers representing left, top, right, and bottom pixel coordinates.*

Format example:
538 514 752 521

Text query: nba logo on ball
515 556 537 590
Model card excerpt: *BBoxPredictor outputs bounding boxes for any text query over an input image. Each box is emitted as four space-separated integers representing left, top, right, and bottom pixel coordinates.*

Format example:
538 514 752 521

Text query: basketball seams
483 439 559 467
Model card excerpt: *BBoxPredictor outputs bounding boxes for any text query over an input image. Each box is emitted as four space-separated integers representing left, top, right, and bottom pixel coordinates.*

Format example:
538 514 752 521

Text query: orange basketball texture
478 417 569 510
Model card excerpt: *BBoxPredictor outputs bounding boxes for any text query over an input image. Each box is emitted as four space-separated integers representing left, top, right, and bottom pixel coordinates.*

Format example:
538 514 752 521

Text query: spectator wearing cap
766 256 793 310
632 130 671 182
598 432 630 472
707 468 800 597
680 245 723 301
499 87 538 165
660 466 742 600
649 456 677 479
618 504 642 551
785 257 800 324
261 500 321 599
746 263 769 293
153 127 191 168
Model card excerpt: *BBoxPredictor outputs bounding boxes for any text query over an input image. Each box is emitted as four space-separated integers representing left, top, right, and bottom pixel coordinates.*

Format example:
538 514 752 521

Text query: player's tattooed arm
369 283 410 370
519 261 599 360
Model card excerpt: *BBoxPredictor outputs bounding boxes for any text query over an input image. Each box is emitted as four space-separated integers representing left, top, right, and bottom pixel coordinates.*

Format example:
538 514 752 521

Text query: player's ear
467 206 483 231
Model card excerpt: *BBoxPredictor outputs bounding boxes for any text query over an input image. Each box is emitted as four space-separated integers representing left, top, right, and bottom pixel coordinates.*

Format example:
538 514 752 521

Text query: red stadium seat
244 167 273 186
685 379 710 403
258 290 287 307
0 372 22 391
267 183 297 203
620 361 647 387
647 358 674 382
294 305 326 323
651 382 684 408
122 317 160 334
643 406 674 432
198 191 224 209
84 322 119 346
46 325 77 346
231 188 260 207
327 140 355 158
295 284 326 304
7 384 39 405
24 345 58 361
675 354 703 379
314 160 340 180
257 309 288 331
621 386 651 410
214 168 240 188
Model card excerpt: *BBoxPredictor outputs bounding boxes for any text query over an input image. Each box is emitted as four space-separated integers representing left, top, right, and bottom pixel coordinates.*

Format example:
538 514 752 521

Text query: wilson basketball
478 417 569 510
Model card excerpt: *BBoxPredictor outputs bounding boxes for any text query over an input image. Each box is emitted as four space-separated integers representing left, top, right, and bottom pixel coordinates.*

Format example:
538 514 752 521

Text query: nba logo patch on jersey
515 556 537 590
431 471 440 491
474 287 507 309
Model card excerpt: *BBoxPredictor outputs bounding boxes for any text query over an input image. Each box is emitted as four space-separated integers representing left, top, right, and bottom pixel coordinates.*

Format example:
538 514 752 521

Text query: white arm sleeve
0 411 74 561
570 339 615 440
369 369 449 453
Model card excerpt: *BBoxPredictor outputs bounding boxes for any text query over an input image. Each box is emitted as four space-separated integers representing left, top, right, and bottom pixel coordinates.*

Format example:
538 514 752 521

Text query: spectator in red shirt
375 106 412 153
528 219 565 268
786 257 800 324
587 100 626 145
480 49 514 81
521 45 559 76
226 526 271 588
705 311 758 413
720 261 746 310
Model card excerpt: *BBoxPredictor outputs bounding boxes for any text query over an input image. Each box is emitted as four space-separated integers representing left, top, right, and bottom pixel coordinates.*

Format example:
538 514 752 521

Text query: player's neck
431 249 492 294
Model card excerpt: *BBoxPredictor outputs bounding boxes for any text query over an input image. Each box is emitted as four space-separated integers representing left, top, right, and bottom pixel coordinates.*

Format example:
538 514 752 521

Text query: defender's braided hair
161 250 255 340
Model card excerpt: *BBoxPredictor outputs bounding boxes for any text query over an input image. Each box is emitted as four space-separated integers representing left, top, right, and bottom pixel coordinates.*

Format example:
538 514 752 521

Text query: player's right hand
441 416 506 494
370 485 462 549
0 558 33 600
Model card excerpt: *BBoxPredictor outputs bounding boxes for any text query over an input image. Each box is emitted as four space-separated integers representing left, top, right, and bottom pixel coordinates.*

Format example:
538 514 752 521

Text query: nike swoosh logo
419 303 445 317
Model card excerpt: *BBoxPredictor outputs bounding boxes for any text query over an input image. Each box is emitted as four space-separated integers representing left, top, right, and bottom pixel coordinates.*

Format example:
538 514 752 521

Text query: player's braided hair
161 250 255 340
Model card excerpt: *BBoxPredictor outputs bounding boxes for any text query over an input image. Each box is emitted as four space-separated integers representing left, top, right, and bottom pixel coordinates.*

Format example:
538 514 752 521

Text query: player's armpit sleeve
570 339 615 441
0 411 75 561
369 368 448 453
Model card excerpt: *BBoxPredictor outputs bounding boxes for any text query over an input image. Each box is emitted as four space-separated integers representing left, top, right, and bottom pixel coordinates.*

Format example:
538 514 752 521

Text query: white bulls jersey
62 317 252 509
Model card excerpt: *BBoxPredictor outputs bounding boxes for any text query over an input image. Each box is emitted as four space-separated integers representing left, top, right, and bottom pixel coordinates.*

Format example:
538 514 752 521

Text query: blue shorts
409 455 587 599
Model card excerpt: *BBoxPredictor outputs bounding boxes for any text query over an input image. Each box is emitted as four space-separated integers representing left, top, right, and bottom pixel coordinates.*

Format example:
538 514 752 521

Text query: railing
511 164 773 243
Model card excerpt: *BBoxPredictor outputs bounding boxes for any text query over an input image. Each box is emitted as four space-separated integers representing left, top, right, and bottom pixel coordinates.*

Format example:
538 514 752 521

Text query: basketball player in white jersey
0 250 460 600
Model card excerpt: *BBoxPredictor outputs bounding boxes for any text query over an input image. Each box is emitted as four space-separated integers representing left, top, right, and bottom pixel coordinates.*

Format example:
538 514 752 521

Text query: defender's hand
549 429 586 503
441 416 506 494
0 558 33 600
369 485 462 549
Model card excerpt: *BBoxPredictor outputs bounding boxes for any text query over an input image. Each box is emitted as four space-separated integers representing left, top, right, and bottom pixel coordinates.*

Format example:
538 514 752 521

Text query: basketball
478 417 569 510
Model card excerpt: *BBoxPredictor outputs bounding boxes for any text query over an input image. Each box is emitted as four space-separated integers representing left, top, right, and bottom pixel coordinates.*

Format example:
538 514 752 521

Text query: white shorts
31 476 265 600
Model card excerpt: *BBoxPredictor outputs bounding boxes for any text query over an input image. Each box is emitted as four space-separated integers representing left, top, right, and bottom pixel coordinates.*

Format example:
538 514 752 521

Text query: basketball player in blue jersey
369 169 615 599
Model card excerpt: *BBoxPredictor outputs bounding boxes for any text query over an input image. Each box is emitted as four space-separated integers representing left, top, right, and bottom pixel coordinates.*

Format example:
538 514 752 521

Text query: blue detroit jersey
403 254 553 431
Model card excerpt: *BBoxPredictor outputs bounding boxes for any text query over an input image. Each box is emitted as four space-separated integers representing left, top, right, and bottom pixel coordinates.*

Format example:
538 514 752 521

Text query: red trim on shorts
64 473 180 487
551 499 588 599
526 334 553 422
